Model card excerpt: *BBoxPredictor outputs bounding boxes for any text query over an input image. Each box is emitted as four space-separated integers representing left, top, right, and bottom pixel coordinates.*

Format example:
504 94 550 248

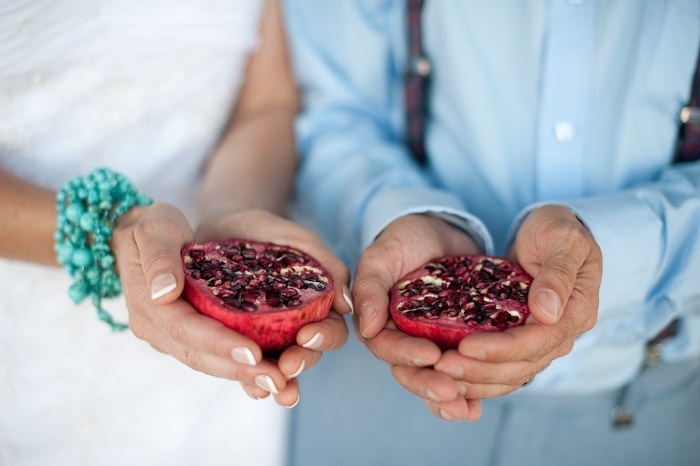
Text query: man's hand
352 214 484 421
434 205 602 400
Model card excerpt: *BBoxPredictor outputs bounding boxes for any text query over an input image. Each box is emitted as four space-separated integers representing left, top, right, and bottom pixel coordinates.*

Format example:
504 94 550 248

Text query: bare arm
196 0 298 235
0 169 58 265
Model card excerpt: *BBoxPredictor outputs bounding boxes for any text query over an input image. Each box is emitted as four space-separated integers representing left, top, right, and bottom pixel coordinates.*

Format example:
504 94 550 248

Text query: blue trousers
288 334 700 466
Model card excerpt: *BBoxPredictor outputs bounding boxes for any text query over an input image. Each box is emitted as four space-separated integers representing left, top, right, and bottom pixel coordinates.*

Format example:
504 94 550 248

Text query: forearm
0 168 58 265
197 105 297 226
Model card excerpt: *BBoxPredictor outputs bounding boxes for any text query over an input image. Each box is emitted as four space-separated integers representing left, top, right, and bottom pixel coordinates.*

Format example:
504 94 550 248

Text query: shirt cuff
361 187 494 254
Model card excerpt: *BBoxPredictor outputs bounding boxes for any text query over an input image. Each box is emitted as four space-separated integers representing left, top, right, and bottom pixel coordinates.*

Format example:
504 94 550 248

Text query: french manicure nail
426 389 442 402
440 409 457 421
285 394 301 409
301 332 324 350
243 386 261 400
151 273 177 300
288 360 306 379
231 346 257 366
254 374 279 395
342 285 355 314
535 289 561 321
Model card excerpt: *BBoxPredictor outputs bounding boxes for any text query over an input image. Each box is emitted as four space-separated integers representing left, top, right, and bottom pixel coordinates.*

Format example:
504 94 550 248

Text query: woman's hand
112 205 350 407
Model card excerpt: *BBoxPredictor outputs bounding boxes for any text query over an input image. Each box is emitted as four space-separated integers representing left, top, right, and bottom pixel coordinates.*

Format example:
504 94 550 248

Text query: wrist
55 168 152 331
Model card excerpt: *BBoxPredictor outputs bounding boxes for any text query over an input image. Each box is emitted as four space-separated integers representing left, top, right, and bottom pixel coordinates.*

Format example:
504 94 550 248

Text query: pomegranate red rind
181 238 334 352
389 254 532 350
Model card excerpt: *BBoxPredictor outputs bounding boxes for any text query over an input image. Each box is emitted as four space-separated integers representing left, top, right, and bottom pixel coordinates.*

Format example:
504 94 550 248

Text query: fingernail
360 302 377 336
426 389 442 402
231 347 257 366
460 346 487 360
301 332 324 350
285 394 301 409
440 409 457 421
255 375 279 395
243 386 261 400
342 285 355 314
442 364 465 379
287 360 306 379
151 273 177 300
457 382 469 397
412 358 428 366
535 289 561 321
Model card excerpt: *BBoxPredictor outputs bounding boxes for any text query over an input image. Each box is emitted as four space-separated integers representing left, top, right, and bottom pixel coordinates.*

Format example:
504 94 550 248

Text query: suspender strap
404 0 431 164
675 44 700 163
405 3 700 165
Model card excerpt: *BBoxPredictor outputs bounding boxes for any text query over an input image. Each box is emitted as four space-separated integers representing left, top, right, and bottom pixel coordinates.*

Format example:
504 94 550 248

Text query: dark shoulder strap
404 0 431 164
404 3 700 164
675 44 700 163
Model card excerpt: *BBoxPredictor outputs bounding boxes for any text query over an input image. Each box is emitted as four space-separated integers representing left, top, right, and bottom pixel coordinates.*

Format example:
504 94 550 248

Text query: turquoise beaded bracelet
54 168 152 331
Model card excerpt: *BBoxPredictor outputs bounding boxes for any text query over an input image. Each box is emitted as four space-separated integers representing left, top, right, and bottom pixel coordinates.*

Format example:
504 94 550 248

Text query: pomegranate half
389 254 532 350
181 238 334 352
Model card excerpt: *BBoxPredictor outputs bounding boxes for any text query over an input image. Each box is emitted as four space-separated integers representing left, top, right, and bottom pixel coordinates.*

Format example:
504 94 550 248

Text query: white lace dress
0 2 287 465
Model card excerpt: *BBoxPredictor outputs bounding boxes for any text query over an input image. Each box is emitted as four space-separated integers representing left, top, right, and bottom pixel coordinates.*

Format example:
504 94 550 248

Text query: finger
132 203 193 303
515 212 592 325
236 359 289 394
277 345 323 379
241 383 271 400
435 350 545 387
273 378 301 408
457 322 556 363
424 397 483 422
364 327 442 367
352 230 429 339
391 365 460 403
148 322 286 387
457 291 588 364
296 310 348 351
145 299 266 365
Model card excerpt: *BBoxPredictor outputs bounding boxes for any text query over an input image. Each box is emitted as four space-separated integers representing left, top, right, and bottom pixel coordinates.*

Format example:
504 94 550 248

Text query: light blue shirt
284 0 700 392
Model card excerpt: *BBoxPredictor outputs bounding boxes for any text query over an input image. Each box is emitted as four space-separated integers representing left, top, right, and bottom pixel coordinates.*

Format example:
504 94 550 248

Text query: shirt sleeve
507 161 700 347
283 0 492 264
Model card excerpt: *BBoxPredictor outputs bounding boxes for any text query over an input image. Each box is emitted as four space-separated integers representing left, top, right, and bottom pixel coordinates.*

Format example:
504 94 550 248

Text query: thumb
133 209 193 304
527 253 579 325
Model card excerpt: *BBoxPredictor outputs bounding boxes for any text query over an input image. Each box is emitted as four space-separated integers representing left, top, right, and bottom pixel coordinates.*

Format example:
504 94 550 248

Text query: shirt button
554 121 576 142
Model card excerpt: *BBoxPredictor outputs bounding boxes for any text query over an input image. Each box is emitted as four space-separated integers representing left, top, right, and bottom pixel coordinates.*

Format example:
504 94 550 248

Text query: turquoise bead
87 189 100 205
65 203 84 222
71 248 93 267
79 212 95 231
56 244 74 264
55 167 152 332
100 254 115 268
86 267 101 284
68 280 89 303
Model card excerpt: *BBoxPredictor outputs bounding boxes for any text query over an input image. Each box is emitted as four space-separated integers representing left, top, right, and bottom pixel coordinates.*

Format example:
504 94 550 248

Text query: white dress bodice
0 2 288 465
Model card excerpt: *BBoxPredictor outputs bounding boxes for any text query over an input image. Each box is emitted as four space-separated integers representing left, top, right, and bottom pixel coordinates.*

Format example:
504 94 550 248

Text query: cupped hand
112 205 350 407
351 214 483 421
433 204 602 400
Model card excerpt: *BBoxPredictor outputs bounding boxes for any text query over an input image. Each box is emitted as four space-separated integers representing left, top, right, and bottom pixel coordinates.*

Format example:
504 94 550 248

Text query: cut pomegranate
389 254 532 350
181 238 334 352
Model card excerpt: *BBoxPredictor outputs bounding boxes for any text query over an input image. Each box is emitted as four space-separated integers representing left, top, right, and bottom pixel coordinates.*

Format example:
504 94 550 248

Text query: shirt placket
534 0 596 200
